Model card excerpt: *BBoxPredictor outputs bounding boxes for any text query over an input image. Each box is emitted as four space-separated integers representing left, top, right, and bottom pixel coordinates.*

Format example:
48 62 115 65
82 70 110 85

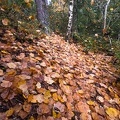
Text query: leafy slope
0 29 120 120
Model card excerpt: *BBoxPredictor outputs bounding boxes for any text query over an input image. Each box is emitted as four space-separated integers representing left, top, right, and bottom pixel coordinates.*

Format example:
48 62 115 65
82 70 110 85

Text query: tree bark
35 0 49 34
66 0 74 42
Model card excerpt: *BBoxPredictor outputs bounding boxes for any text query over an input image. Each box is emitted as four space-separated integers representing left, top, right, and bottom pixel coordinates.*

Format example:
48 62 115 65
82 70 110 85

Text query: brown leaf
75 101 90 113
54 102 65 113
0 69 4 76
37 104 50 115
44 76 54 84
51 72 60 78
91 112 104 120
23 102 31 113
7 62 16 69
28 94 44 103
1 80 12 88
80 113 92 120
1 89 9 99
18 110 28 119
2 18 9 25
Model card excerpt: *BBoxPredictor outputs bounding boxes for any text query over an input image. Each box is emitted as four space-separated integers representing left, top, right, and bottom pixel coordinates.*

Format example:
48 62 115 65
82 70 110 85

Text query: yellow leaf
29 116 35 120
43 98 49 104
1 50 9 54
58 95 64 102
52 110 57 118
44 90 51 99
52 110 61 118
53 93 58 101
106 107 119 118
87 100 95 106
110 8 114 11
6 108 14 117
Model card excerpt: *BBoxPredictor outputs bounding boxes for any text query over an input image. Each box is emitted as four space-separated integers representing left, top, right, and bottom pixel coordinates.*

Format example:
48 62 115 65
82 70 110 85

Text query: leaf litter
0 28 120 120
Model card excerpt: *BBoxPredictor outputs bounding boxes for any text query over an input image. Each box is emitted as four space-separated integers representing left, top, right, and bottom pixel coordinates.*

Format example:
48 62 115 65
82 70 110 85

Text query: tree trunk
35 0 49 34
103 0 111 29
66 0 74 42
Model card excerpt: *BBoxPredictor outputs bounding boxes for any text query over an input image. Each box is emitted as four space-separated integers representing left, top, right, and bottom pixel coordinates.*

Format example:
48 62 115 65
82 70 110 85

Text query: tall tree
35 0 49 34
66 0 74 42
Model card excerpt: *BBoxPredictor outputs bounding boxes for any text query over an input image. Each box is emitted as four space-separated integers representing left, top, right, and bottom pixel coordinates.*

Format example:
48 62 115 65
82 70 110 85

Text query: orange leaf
53 93 58 101
6 108 14 117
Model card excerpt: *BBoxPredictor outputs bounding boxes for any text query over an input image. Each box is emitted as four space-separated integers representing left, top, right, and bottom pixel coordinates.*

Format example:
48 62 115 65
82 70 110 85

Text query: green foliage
48 1 68 35
0 0 40 35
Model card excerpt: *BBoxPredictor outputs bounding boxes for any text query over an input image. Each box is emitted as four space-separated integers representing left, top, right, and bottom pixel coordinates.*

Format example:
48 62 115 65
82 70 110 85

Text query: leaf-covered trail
0 30 120 120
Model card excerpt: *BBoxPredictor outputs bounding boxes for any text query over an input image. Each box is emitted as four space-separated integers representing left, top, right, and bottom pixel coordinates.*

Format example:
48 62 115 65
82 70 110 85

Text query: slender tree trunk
35 0 49 34
66 0 74 42
103 0 111 29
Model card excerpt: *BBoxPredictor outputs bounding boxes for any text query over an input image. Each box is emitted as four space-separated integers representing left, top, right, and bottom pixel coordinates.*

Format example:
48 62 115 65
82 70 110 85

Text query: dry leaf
44 76 54 84
18 110 28 119
0 69 4 76
7 62 16 69
44 90 51 99
75 101 90 113
87 100 95 106
96 96 104 103
106 107 119 118
23 102 31 113
6 108 14 117
29 116 35 120
1 80 12 88
53 93 58 101
37 104 50 115
2 18 9 25
18 83 28 95
54 102 65 113
36 82 41 89
51 72 60 78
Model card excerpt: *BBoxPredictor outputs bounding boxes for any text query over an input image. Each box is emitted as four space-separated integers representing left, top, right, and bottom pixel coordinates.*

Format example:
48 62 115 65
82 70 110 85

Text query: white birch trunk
103 0 111 29
66 0 74 42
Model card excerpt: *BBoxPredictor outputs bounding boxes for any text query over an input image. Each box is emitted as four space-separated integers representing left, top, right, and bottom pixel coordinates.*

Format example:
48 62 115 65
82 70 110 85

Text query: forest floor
0 28 120 120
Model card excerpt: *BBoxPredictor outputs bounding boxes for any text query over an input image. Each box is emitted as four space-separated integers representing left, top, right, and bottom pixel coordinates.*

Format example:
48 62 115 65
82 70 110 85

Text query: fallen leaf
19 74 31 80
0 69 4 76
44 90 51 99
18 110 28 119
23 102 31 113
53 93 58 101
80 113 92 120
29 116 35 120
18 82 28 95
28 94 44 103
75 101 90 113
37 104 50 115
1 80 12 88
106 107 119 118
44 76 54 84
2 18 9 25
51 72 60 78
96 96 104 103
6 108 14 117
87 100 95 106
36 82 41 89
40 61 46 67
7 62 16 69
54 102 65 113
